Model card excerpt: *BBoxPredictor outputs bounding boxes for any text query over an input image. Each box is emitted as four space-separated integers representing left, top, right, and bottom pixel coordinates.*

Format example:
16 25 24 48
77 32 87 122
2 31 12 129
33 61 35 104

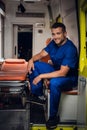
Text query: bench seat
43 79 78 95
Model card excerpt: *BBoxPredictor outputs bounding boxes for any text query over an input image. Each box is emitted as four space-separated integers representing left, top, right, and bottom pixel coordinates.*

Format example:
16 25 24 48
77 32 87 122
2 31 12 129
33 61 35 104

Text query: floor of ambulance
30 103 77 126
30 103 46 124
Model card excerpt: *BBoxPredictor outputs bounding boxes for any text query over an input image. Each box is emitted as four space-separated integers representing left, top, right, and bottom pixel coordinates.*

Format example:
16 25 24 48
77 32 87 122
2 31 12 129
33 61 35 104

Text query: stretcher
0 58 29 108
0 58 30 130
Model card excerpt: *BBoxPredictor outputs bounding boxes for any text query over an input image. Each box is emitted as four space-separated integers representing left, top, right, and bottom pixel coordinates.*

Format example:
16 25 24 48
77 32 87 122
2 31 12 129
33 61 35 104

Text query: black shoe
46 116 60 129
28 94 46 104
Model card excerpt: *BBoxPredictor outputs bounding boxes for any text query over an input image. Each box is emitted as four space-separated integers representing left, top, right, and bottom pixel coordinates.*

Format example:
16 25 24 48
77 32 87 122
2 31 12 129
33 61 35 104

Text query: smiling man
28 22 78 129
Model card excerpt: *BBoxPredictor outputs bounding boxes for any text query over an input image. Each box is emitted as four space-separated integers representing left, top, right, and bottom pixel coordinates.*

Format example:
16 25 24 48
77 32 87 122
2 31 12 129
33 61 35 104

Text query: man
28 22 78 129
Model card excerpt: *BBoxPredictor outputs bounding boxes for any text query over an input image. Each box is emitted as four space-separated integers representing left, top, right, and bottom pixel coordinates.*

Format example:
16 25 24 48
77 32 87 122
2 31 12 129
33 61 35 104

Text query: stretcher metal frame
0 58 30 130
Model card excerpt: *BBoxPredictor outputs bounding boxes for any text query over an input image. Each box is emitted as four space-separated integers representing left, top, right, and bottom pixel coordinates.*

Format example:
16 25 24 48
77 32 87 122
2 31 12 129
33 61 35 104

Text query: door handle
15 46 16 55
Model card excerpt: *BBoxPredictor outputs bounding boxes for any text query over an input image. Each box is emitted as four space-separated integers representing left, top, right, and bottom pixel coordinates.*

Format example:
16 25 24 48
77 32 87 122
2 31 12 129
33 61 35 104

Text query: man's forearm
39 66 69 79
30 50 48 62
30 53 41 62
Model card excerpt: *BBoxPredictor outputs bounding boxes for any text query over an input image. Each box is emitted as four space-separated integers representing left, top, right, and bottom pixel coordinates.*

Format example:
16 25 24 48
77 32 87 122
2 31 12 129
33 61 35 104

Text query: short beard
56 39 66 46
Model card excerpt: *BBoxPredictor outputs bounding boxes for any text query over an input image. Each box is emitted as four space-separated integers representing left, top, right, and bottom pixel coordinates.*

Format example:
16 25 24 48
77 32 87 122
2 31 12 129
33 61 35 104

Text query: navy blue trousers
29 61 75 117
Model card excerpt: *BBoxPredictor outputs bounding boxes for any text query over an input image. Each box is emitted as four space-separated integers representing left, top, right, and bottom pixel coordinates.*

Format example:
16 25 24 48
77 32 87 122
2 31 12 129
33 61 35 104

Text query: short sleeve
44 40 54 54
62 46 78 68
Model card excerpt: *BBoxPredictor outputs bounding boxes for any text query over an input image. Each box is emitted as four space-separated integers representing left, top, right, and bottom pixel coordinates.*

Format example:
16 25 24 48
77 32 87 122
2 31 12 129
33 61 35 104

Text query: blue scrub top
44 39 78 77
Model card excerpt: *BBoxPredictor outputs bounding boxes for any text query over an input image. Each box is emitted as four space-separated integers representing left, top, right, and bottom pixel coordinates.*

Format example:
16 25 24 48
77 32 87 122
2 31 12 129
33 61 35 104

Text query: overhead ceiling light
24 0 41 1
11 0 41 1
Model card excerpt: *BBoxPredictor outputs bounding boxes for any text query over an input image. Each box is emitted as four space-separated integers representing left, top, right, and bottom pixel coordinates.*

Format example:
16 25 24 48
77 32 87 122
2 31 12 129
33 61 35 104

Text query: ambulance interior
0 0 87 130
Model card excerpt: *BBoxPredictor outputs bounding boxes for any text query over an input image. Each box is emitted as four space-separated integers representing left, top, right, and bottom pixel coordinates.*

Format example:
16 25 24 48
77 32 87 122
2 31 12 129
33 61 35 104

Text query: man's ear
64 32 67 37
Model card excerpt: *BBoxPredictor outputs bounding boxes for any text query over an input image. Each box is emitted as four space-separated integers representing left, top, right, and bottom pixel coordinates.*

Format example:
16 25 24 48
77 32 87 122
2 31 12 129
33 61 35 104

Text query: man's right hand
27 59 34 74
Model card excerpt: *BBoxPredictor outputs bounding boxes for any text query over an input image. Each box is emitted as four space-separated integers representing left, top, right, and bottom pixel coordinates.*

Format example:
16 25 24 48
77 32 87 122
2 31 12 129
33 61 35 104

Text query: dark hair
51 22 66 32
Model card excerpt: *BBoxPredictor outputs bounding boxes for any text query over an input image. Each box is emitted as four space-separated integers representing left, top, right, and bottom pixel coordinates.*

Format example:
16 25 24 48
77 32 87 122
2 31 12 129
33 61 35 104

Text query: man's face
51 27 67 46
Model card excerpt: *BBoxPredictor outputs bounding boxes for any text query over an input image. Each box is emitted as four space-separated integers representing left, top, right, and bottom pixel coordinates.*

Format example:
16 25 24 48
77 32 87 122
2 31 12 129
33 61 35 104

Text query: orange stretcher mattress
0 59 28 81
